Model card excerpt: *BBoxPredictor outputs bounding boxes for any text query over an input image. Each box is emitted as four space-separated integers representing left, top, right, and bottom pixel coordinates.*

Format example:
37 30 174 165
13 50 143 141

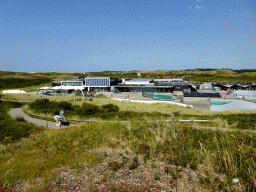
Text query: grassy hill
1 70 256 191
1 99 256 191
1 69 256 84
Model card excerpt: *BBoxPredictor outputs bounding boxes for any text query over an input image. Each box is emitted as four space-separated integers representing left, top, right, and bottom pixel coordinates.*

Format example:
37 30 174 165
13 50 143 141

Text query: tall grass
1 93 85 102
0 101 42 144
1 119 256 191
1 70 256 190
17 96 256 131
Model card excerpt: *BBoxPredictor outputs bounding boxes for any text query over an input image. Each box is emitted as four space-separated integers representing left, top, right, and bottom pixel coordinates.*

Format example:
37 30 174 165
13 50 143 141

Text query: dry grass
1 120 254 191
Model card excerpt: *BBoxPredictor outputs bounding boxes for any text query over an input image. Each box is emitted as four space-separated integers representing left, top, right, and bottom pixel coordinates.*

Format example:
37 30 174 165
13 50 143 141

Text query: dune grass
1 69 256 84
2 70 256 190
1 93 85 102
3 93 254 116
0 101 44 144
1 93 256 191
3 92 256 131
1 118 256 191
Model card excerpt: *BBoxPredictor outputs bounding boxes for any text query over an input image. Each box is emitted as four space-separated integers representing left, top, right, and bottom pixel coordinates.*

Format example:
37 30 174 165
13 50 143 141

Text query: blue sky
0 0 255 72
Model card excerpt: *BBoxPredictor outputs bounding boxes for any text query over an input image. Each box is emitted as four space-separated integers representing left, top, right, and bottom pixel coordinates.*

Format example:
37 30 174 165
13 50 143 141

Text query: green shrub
96 94 107 98
3 101 22 109
0 102 36 143
108 161 123 172
29 98 51 111
154 172 160 180
101 104 119 112
190 161 198 170
15 117 25 121
129 156 138 170
76 103 100 116
56 101 73 111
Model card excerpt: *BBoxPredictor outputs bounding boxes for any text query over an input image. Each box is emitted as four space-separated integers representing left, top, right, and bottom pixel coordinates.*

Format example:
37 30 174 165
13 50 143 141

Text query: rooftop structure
61 81 83 86
85 77 110 87
154 78 184 82
121 78 154 85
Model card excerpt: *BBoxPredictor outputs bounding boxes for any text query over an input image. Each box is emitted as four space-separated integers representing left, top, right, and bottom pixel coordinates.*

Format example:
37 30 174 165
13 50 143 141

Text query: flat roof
85 77 110 79
126 78 153 82
114 85 173 88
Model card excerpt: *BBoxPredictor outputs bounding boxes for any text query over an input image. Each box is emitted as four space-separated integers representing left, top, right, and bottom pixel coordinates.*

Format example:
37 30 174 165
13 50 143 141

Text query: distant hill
0 69 255 84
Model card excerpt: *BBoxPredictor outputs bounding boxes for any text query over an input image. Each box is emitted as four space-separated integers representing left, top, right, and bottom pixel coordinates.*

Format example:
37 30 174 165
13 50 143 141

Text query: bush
15 117 25 121
76 103 100 116
0 101 35 143
101 104 119 112
154 172 160 180
129 156 138 170
108 161 123 172
29 99 73 115
56 101 73 111
29 98 51 111
96 94 107 98
3 101 22 109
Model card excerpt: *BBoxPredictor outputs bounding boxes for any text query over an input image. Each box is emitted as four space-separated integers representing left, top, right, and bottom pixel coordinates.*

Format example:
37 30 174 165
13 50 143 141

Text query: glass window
85 78 109 86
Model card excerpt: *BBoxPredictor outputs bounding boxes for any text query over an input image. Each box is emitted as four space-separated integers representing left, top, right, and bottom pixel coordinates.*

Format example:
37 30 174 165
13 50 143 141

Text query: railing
23 108 256 126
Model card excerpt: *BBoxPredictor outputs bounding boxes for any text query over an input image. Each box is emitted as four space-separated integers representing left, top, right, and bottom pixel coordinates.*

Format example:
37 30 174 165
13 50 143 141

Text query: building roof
85 77 110 79
127 78 153 82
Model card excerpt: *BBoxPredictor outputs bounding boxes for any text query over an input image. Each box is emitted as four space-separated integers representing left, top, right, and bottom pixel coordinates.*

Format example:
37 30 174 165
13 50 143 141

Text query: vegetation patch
0 78 52 90
0 101 43 144
1 70 256 191
27 99 171 121
0 110 256 190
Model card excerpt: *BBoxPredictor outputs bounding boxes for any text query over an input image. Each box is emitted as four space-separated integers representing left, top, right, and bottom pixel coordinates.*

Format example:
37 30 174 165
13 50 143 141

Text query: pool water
210 100 234 105
145 93 176 100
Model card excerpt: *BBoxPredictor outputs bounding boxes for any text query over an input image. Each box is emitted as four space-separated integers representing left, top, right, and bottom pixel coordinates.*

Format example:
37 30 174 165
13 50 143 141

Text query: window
86 78 109 86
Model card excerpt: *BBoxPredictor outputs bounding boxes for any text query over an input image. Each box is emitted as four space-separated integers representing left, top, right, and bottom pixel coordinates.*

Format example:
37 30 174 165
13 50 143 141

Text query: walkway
8 108 256 134
8 108 71 129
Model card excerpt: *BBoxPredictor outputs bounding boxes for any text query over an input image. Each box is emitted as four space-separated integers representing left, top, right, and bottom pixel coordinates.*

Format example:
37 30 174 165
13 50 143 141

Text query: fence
23 108 255 126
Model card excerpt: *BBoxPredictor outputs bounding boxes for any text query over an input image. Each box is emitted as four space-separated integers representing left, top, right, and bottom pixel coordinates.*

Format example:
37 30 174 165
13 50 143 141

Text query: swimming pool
210 100 234 106
145 93 177 100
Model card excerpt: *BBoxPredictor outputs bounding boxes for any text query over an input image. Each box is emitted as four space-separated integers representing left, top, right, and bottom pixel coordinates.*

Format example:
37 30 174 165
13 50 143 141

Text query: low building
52 77 197 93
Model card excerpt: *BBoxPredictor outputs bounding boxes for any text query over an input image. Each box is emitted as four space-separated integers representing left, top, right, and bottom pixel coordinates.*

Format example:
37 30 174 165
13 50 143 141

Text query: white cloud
195 5 203 9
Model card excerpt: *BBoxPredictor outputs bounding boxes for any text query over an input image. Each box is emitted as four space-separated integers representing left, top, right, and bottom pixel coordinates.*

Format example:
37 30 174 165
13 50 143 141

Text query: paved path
8 108 256 134
8 108 71 129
